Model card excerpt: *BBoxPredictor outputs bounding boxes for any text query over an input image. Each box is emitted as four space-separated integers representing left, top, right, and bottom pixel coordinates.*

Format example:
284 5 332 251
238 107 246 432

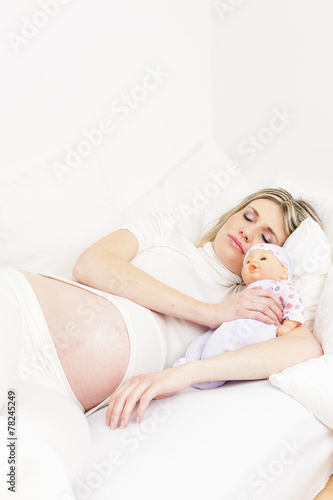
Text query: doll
173 243 304 389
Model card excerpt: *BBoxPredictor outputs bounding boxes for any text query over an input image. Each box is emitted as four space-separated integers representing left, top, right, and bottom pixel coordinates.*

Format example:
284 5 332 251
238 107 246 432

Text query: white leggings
0 270 90 499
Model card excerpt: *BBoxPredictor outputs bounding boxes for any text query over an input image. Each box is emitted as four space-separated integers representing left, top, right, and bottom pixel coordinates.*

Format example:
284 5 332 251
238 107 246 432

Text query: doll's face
241 249 289 286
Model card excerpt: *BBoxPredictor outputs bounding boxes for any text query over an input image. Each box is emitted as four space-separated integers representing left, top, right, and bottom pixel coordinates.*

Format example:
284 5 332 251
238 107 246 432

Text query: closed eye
244 212 272 243
260 257 267 261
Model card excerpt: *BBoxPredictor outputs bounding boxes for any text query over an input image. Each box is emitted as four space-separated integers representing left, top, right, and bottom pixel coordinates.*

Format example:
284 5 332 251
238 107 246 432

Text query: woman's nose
239 229 251 243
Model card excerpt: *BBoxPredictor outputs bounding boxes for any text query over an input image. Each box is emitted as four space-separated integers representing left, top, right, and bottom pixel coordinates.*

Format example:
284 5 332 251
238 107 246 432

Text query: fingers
265 289 284 312
135 386 160 424
247 289 283 325
261 291 283 324
106 375 156 430
252 301 281 325
106 377 141 429
244 310 278 325
250 288 283 310
105 368 187 429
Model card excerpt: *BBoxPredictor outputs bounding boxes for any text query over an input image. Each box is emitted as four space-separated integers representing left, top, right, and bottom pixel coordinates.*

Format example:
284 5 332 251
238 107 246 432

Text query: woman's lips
228 235 244 253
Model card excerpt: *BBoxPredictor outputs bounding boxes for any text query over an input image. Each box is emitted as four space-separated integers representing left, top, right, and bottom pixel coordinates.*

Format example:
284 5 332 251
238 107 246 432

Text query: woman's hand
207 287 283 329
106 364 193 430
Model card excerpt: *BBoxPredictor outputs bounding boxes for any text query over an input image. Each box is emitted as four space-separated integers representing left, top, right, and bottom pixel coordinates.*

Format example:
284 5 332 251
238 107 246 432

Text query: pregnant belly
18 270 130 412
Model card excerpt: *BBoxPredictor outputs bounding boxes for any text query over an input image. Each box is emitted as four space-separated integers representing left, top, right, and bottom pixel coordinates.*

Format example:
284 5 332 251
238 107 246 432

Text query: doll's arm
276 319 299 336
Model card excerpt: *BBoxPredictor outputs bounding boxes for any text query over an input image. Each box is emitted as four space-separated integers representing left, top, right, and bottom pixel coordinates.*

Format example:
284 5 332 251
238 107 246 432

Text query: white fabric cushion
82 381 332 500
269 177 333 430
123 138 253 243
0 138 251 274
314 263 333 353
283 218 332 331
269 355 333 429
269 264 333 429
0 160 122 275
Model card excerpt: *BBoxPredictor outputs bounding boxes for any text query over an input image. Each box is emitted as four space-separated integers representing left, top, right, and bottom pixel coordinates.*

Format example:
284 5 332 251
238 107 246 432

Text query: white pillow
0 137 252 273
123 138 253 243
0 160 122 275
269 355 333 429
269 262 333 429
314 263 333 353
0 137 252 274
283 218 332 331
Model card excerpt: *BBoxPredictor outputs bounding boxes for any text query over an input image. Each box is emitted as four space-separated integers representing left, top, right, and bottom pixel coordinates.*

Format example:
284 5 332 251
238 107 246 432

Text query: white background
2 1 333 201
0 0 212 208
212 0 333 197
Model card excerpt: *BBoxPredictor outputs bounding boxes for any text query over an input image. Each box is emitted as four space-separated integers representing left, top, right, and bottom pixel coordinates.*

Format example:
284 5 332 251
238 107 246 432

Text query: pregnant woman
0 188 323 495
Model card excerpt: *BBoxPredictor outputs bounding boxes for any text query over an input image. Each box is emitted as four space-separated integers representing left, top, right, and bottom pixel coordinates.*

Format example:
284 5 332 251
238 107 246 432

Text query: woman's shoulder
120 210 181 253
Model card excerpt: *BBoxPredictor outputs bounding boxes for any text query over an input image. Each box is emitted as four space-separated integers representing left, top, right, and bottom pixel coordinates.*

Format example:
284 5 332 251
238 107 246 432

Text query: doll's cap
243 243 293 280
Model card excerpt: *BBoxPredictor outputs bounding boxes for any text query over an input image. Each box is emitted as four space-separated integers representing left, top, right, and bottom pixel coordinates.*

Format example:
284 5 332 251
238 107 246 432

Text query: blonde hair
196 188 322 248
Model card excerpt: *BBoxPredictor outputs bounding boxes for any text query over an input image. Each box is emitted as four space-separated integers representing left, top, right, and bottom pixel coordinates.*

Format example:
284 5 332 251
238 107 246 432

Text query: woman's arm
106 324 323 429
73 228 215 327
73 229 283 327
187 324 323 383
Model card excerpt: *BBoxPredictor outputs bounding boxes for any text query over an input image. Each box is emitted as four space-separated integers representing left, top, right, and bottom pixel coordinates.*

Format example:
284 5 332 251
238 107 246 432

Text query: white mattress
76 380 333 500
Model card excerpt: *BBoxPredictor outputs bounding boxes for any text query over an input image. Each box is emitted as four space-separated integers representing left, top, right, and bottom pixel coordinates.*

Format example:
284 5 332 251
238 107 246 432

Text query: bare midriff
18 270 130 412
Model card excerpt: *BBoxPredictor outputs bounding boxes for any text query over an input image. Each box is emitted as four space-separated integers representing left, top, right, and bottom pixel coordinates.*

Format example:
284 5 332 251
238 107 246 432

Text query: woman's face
212 198 288 276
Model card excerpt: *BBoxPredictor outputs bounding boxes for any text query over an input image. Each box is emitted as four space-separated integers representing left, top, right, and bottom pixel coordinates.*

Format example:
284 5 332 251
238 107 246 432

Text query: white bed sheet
77 380 333 500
